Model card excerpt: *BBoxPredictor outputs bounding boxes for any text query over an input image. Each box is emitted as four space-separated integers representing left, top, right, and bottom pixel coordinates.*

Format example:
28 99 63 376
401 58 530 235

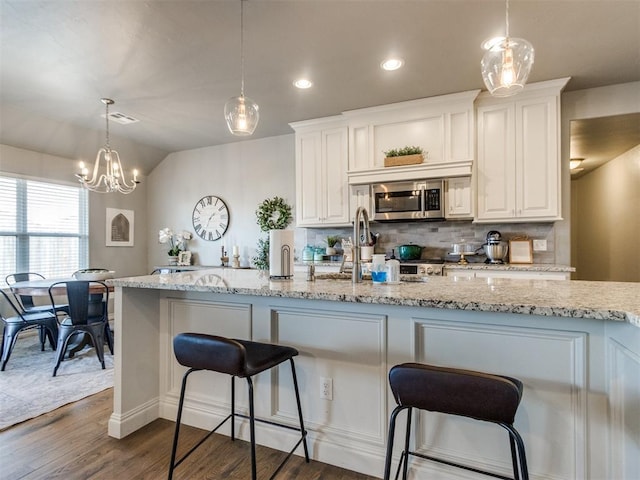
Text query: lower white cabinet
445 176 473 219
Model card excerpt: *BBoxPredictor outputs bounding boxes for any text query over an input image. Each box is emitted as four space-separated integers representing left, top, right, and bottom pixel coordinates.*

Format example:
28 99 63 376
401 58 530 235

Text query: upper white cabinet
475 78 570 222
445 176 473 219
344 90 480 185
291 117 351 227
349 184 372 220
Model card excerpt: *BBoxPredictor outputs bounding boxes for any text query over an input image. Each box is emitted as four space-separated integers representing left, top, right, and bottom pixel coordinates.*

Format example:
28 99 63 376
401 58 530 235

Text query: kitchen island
108 269 639 480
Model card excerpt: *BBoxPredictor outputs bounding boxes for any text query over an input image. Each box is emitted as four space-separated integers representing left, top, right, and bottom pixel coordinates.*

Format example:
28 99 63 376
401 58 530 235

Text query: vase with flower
159 228 192 265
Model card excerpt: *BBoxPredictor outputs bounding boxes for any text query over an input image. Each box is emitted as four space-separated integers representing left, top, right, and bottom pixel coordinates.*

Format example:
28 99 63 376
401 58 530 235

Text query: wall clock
192 195 229 241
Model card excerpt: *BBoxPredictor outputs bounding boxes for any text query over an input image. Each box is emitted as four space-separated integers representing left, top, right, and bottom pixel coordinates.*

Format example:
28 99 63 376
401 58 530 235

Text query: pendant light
224 0 259 136
481 0 535 97
76 98 139 194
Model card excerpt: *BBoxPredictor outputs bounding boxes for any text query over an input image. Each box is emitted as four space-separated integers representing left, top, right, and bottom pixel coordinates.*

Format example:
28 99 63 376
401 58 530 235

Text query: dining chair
0 289 58 371
48 280 110 377
6 272 69 351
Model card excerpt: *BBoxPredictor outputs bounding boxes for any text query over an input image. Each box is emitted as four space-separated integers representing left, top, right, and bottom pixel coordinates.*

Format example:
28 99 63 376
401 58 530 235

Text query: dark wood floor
0 388 380 479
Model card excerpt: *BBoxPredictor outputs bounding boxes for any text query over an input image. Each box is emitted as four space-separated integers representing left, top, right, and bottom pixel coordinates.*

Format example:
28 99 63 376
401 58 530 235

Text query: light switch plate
533 239 547 251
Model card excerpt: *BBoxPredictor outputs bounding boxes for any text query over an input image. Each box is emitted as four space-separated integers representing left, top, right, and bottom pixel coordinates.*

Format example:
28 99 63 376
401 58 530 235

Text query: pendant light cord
505 0 510 38
104 100 111 149
240 0 245 97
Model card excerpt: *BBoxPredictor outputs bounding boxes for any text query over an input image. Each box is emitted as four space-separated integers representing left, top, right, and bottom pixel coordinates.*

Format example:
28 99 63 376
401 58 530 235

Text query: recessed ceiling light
293 79 313 89
381 58 404 71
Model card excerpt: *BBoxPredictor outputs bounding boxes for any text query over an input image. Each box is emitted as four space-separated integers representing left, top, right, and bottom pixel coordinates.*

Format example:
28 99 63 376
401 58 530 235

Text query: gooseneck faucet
352 207 373 283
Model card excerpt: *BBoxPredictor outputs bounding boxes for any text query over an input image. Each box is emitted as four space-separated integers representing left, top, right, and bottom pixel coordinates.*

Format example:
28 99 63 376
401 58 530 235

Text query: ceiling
1 0 639 175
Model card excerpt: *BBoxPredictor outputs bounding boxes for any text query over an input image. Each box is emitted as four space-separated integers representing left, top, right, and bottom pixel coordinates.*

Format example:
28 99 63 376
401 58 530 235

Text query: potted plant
159 228 192 265
325 235 340 256
253 196 293 276
383 145 426 167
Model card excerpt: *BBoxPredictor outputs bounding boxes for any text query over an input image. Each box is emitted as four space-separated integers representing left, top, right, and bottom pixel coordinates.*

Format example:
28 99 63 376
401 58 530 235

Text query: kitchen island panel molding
414 319 587 480
274 306 388 444
161 298 253 420
606 324 640 480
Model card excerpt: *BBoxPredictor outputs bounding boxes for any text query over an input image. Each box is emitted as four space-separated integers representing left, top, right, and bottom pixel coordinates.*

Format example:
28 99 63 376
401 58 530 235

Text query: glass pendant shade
481 37 535 97
224 94 259 136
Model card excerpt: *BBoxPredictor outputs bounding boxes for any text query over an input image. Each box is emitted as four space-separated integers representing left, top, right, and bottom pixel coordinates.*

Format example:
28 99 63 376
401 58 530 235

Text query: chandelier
224 0 259 136
76 98 139 194
480 0 535 97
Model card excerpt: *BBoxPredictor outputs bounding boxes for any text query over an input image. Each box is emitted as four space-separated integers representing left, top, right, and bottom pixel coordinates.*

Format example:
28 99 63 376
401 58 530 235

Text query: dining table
9 278 114 296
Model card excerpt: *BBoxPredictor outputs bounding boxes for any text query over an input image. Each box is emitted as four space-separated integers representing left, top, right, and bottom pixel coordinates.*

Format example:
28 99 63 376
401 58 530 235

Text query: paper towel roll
269 229 294 278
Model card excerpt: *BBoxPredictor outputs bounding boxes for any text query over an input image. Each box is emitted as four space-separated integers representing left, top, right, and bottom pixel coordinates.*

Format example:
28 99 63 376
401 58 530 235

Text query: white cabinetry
291 117 350 227
345 90 479 185
350 184 372 219
445 176 473 219
475 78 570 222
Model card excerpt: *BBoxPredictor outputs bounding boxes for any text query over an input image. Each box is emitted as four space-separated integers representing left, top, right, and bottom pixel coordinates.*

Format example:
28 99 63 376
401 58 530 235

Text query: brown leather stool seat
168 333 309 480
383 363 529 480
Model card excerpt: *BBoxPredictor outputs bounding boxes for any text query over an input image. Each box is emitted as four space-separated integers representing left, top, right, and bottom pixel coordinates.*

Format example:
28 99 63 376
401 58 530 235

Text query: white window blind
0 175 88 285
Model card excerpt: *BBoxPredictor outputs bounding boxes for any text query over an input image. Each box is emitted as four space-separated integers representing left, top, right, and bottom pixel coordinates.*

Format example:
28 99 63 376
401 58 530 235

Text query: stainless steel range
399 259 444 276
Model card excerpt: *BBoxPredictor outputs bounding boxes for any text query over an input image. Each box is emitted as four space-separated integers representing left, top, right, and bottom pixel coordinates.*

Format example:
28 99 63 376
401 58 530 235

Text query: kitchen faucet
352 207 373 283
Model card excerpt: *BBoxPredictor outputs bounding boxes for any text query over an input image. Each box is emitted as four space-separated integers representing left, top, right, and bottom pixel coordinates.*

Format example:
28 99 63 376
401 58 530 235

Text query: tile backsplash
297 220 557 264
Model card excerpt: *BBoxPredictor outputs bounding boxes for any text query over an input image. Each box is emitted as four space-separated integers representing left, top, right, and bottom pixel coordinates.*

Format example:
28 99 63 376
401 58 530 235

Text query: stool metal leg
247 376 258 480
168 368 195 480
383 405 408 480
399 407 412 480
503 423 529 480
290 358 310 462
231 376 236 441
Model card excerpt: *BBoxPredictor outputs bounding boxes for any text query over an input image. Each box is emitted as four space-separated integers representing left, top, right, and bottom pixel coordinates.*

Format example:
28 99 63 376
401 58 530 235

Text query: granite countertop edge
109 269 639 327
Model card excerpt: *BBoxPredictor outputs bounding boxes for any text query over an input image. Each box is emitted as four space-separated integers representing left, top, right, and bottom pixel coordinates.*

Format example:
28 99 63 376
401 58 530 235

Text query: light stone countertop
443 263 575 272
298 260 575 273
110 268 639 327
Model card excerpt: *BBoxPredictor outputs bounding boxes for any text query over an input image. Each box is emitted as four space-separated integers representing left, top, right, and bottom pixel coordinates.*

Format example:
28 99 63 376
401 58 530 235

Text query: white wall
0 143 148 278
572 144 640 281
559 81 640 266
146 134 295 269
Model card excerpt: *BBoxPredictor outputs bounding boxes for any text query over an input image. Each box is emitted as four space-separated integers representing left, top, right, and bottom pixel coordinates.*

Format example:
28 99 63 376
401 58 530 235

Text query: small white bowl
73 269 115 281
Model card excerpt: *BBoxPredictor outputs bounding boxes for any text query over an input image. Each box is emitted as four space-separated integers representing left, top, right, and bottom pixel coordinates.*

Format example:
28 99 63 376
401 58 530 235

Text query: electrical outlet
533 239 547 251
320 377 333 400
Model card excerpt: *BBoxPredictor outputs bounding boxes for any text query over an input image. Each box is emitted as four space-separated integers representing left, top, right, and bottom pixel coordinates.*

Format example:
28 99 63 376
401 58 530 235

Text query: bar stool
168 333 310 480
383 363 529 480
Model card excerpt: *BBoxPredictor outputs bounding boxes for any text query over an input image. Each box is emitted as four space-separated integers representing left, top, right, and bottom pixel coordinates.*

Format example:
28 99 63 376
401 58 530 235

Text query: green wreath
255 196 292 232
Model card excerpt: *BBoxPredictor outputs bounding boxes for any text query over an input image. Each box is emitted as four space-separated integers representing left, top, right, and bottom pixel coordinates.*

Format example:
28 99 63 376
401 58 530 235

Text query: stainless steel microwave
372 179 445 221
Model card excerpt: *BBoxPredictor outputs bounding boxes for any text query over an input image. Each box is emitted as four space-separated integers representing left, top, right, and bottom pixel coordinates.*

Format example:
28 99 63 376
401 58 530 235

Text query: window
0 175 88 285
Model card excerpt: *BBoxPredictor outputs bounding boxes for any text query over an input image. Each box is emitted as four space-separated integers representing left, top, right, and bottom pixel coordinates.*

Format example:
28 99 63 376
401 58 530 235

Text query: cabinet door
446 176 473 218
322 127 350 225
476 103 516 220
295 131 323 225
516 96 560 219
350 184 371 220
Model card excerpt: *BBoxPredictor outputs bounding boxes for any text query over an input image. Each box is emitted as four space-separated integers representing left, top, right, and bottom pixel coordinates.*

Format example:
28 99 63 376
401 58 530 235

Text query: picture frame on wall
509 239 533 264
106 208 134 247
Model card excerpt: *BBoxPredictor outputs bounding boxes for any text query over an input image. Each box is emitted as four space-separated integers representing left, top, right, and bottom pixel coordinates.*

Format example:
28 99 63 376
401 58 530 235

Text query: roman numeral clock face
192 195 230 241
